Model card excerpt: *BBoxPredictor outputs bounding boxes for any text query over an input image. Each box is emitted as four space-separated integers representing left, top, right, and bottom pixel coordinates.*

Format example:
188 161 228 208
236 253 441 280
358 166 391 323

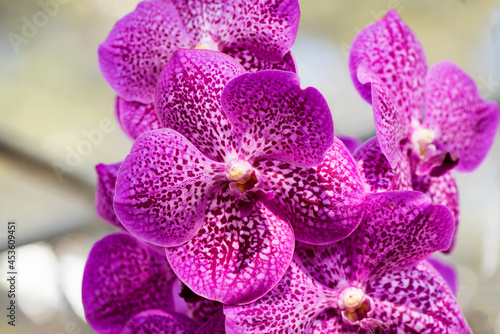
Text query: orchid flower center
412 127 436 158
338 286 373 324
227 159 258 194
194 36 219 51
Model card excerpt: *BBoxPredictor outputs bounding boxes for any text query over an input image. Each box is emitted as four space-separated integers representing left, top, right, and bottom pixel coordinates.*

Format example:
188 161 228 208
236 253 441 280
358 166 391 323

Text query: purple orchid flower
113 49 366 305
225 191 472 333
82 233 187 333
100 0 300 139
349 11 499 252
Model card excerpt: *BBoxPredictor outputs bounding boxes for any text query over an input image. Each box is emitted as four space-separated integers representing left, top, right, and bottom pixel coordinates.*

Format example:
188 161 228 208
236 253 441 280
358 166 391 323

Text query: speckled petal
99 0 193 103
222 70 334 167
256 138 365 245
224 256 333 334
82 233 176 334
121 310 199 334
423 60 500 173
413 171 459 253
95 162 124 230
354 137 412 192
224 49 297 73
349 10 427 124
426 257 458 296
356 66 408 168
217 0 299 61
337 135 362 154
116 97 161 140
349 191 455 281
367 261 471 333
155 49 245 162
166 189 294 305
114 129 226 247
195 311 226 334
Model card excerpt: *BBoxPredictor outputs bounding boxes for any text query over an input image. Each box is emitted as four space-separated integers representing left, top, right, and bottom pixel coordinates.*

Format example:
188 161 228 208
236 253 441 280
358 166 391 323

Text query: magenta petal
224 49 297 73
412 171 459 253
423 60 500 172
99 0 193 103
116 97 161 140
195 311 226 334
351 191 455 281
357 66 408 168
256 138 365 245
95 162 125 230
166 190 294 305
336 135 362 154
82 233 176 334
224 257 333 334
121 310 199 334
349 10 427 124
155 49 245 162
114 129 226 247
367 262 470 333
222 70 334 167
215 0 300 61
426 257 459 296
354 137 412 192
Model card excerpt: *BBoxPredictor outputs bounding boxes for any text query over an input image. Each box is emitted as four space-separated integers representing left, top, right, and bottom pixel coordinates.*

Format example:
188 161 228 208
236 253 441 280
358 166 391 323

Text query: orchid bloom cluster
83 1 499 333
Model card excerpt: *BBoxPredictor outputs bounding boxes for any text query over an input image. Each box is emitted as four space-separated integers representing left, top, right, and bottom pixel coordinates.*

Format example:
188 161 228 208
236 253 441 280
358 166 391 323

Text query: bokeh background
1 0 499 333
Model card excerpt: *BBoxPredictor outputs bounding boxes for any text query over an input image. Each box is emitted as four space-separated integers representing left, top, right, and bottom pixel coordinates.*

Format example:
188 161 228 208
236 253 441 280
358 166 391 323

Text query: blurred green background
0 0 499 333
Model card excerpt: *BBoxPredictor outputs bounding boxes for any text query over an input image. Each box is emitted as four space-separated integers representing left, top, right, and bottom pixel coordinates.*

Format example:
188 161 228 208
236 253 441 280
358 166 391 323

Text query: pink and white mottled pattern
99 0 299 105
423 60 499 173
256 138 366 245
114 129 226 247
222 70 333 167
155 50 245 162
121 310 199 334
95 162 124 230
116 98 161 140
356 65 409 168
225 191 470 333
426 257 459 296
349 10 427 125
166 192 294 304
82 233 177 334
354 137 412 192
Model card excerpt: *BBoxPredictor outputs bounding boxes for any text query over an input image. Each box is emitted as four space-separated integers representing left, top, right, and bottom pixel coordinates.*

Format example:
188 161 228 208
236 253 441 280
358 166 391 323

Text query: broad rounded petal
367 262 471 333
256 138 365 245
295 241 351 290
222 70 334 167
336 135 362 154
166 189 294 305
349 10 427 124
357 66 408 168
95 162 124 230
426 257 459 296
412 172 459 253
155 49 245 162
99 0 193 103
350 191 455 281
195 311 226 334
215 0 300 61
122 310 199 334
423 60 500 172
117 97 161 140
224 256 333 334
82 233 176 334
354 137 412 192
224 49 297 73
114 129 226 247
